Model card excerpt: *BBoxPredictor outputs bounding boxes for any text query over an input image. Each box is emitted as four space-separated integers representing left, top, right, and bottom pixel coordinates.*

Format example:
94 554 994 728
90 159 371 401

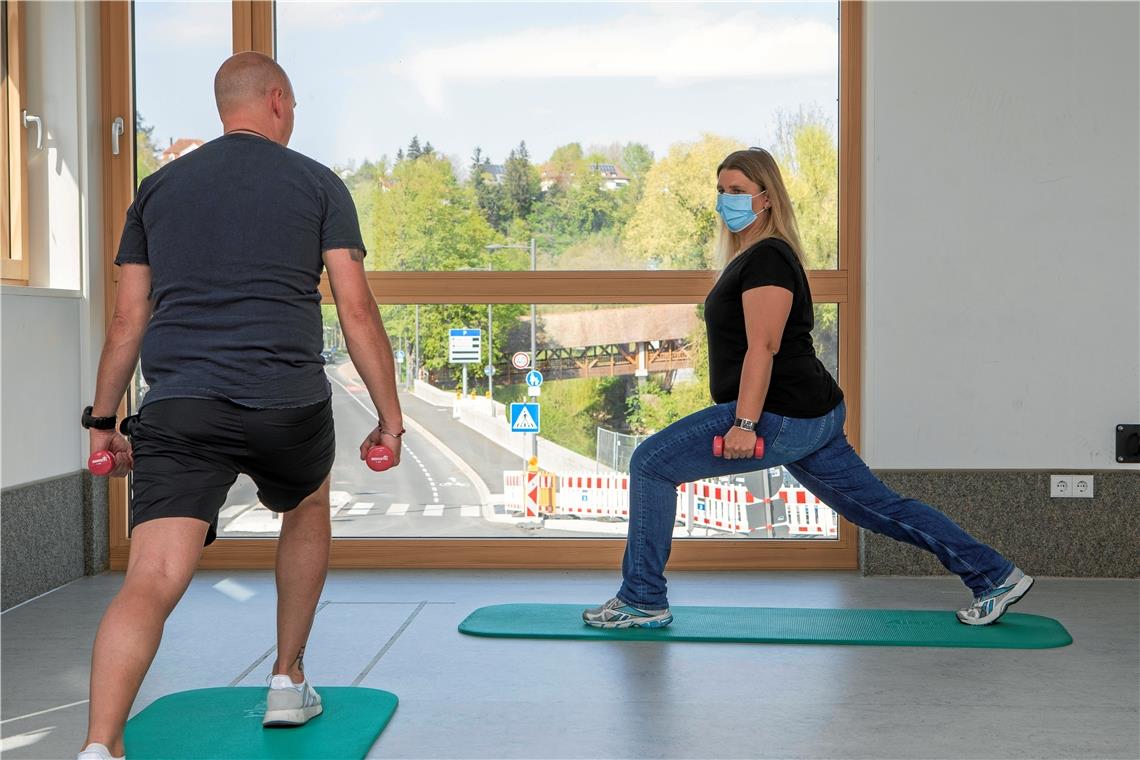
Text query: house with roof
160 138 205 165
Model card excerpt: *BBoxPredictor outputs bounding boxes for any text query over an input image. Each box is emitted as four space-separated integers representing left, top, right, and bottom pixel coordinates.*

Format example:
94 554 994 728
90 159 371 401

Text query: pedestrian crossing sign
510 402 540 433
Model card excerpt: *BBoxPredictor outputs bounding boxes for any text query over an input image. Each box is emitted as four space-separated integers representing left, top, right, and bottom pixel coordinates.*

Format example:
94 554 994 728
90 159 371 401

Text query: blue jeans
617 400 1014 608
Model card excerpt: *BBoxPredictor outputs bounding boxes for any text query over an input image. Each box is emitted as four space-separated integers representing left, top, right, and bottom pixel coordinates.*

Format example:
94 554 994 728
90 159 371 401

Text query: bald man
78 52 404 760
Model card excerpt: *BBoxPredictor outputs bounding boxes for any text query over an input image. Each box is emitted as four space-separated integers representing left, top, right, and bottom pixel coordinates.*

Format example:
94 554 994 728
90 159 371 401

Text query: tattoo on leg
293 645 306 675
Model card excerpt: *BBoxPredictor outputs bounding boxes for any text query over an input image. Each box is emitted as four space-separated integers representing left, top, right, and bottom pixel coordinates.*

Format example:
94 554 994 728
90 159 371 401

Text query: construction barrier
556 473 630 519
679 481 767 535
774 488 839 537
502 471 838 537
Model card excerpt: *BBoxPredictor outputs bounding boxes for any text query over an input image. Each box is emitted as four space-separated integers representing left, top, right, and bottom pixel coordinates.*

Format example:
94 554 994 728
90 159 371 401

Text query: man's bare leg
84 518 208 757
273 477 331 681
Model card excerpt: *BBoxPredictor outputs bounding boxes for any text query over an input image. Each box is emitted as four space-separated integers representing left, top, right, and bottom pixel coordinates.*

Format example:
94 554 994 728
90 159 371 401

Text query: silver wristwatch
733 417 757 432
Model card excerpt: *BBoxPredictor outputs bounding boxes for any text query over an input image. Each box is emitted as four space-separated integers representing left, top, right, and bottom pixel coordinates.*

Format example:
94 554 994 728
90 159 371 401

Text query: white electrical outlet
1050 475 1073 498
1073 475 1095 498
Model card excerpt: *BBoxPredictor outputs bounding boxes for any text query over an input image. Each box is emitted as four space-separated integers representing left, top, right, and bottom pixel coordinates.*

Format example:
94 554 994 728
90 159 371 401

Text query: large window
102 0 862 569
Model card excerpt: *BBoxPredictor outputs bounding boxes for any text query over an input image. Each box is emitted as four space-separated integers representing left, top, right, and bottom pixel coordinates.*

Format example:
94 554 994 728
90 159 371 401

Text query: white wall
863 1 1140 470
1 1 103 489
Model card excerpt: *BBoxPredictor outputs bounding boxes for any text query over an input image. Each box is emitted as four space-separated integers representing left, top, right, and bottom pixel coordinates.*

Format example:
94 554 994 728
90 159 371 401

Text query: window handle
111 116 125 156
22 110 43 150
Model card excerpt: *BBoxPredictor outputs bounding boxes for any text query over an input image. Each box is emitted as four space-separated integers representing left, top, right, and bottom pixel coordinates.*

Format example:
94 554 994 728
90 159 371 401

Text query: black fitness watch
81 406 117 430
733 417 757 432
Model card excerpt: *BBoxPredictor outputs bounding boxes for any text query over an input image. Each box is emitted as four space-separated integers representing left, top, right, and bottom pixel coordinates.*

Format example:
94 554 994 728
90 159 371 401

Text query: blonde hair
714 148 805 268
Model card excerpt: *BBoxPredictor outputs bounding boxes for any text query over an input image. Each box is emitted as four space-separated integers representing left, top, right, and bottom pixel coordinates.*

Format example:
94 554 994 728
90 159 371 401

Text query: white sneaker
263 674 323 727
957 567 1035 626
77 743 124 760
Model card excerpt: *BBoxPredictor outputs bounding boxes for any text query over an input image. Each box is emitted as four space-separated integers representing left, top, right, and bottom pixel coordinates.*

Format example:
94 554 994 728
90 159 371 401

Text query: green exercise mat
459 604 1071 649
124 687 398 759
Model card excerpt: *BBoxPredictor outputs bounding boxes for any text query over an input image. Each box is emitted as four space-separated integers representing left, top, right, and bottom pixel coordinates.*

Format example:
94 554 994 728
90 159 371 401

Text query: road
219 366 601 539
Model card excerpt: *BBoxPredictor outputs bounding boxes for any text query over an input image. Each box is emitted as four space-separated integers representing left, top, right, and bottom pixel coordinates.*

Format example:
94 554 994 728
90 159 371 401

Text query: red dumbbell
88 450 115 476
712 436 765 459
366 445 395 472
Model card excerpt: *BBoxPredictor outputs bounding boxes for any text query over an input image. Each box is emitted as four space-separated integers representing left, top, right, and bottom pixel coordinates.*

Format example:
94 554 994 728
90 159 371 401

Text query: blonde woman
584 148 1031 629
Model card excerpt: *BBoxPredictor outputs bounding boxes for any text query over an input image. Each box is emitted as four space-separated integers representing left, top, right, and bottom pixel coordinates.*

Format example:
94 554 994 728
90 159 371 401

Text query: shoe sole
582 613 674 629
262 703 323 727
958 575 1034 626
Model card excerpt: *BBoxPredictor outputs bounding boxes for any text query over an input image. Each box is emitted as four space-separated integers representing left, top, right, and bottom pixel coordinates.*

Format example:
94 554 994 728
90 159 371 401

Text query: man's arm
92 264 153 417
87 263 152 476
323 248 404 454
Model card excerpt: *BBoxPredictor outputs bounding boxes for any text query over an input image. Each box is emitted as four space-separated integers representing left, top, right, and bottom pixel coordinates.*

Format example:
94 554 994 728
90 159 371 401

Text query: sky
135 1 839 170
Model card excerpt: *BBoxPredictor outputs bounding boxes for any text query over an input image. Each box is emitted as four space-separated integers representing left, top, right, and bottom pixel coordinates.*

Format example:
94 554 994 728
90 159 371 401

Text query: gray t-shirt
116 133 364 409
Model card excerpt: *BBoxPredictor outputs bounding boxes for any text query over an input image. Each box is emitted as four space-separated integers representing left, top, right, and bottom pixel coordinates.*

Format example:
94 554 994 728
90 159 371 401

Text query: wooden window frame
101 1 863 571
2 0 29 285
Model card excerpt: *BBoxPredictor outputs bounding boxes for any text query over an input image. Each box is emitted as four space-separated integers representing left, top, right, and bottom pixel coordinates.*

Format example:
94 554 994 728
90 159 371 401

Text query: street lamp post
486 238 538 461
486 261 494 417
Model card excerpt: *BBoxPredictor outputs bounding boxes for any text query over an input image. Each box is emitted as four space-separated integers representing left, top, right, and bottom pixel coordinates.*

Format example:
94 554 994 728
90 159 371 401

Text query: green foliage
135 113 161 185
529 168 621 256
504 141 540 220
369 152 496 271
620 143 654 183
622 133 745 268
628 307 711 433
338 158 387 256
468 147 509 232
775 106 839 270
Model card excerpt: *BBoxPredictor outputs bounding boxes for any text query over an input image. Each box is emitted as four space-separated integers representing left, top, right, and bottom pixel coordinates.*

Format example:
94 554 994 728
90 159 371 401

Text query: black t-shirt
116 133 365 409
704 238 843 418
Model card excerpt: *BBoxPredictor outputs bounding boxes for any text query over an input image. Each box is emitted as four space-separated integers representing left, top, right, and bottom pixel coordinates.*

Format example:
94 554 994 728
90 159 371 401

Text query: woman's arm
722 285 792 458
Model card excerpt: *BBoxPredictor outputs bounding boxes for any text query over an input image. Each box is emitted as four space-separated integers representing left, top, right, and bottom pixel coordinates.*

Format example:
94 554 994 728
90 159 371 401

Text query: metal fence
595 428 649 473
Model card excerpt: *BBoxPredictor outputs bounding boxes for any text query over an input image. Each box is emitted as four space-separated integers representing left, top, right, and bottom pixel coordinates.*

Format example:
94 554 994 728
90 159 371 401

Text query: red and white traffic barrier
556 473 630 519
775 487 838 537
503 470 837 537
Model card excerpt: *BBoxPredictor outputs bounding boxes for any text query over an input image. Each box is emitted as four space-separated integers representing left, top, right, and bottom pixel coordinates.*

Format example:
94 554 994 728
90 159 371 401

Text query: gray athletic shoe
957 568 1034 626
583 597 673 629
263 674 323 727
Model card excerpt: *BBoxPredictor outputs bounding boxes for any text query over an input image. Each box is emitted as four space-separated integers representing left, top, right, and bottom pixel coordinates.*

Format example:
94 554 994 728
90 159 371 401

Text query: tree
544 142 587 189
622 133 745 268
407 136 423 160
468 147 508 232
773 106 838 270
620 143 654 184
504 141 540 220
135 113 161 184
337 158 389 261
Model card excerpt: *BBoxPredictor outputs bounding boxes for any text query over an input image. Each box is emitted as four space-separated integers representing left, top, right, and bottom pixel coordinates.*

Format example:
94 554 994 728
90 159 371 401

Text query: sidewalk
410 379 610 474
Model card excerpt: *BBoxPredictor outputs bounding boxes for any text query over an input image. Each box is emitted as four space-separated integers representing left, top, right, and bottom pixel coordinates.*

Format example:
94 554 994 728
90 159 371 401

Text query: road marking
423 503 444 517
328 371 493 507
386 503 409 516
460 504 480 517
348 501 373 516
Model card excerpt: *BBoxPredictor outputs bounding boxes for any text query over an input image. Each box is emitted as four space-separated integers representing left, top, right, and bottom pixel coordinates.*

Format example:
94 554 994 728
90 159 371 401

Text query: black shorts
129 397 335 545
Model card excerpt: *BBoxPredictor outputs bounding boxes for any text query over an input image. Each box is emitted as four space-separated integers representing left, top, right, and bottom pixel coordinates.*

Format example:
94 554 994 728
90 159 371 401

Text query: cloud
140 1 232 47
277 1 386 31
392 6 838 110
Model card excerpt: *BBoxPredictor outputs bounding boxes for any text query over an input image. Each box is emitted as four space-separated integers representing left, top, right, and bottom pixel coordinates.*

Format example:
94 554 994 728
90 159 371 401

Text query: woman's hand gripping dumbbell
712 431 765 460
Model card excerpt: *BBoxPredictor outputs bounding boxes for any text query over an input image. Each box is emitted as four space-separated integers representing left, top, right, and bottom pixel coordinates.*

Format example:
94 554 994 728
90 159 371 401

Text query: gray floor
1 570 1137 759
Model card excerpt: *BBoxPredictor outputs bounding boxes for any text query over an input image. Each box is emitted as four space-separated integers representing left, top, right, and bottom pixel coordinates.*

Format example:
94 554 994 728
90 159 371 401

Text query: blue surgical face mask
716 190 767 233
